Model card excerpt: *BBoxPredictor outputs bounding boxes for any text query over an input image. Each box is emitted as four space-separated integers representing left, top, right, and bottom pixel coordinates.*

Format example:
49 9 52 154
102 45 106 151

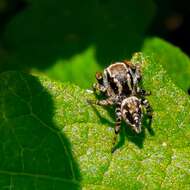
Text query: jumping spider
88 60 153 151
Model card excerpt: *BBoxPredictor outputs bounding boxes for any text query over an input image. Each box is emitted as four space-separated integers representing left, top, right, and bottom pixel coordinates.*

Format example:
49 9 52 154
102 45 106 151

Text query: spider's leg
141 98 153 119
132 65 141 84
112 104 122 152
93 83 107 93
135 64 141 81
87 97 114 106
137 87 151 96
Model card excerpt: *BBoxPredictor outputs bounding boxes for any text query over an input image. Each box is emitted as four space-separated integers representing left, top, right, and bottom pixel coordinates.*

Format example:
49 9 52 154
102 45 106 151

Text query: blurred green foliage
1 0 155 88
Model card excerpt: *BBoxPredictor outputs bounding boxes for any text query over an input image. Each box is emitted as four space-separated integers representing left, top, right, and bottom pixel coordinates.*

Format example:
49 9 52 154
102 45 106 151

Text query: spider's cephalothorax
89 60 152 152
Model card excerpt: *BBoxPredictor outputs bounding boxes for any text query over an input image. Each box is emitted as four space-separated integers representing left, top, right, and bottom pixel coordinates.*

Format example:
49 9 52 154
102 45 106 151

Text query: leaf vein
0 170 80 185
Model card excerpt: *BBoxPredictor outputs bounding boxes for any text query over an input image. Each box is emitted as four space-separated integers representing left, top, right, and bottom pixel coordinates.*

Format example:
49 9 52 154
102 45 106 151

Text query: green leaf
1 52 190 189
2 0 155 88
142 37 190 92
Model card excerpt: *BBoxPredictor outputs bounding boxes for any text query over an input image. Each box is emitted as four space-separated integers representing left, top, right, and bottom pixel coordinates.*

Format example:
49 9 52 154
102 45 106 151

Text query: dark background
1 0 190 54
148 0 190 56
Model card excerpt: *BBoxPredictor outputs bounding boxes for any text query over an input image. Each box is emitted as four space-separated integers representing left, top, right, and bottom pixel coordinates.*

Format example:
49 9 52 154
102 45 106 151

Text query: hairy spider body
94 61 142 97
90 60 153 151
105 62 133 95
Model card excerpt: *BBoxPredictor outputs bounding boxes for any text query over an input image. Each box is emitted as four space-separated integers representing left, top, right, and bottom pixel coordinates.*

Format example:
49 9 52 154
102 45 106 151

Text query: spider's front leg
93 83 107 94
112 104 122 152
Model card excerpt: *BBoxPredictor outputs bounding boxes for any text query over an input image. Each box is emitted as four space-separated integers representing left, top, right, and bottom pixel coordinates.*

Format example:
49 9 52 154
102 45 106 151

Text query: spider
88 60 153 151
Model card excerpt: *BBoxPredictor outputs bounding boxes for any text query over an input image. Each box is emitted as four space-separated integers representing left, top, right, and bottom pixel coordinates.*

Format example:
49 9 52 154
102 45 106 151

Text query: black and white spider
88 60 153 151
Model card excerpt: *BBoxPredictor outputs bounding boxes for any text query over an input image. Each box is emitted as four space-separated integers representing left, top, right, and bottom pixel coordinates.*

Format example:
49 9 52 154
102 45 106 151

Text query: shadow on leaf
0 71 81 189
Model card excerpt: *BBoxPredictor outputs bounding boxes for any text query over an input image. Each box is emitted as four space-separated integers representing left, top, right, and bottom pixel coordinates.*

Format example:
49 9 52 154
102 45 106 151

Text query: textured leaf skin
1 52 190 189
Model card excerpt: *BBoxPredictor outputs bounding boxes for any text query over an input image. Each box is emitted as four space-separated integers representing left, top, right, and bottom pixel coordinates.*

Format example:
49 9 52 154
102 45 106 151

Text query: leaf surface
1 52 190 189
